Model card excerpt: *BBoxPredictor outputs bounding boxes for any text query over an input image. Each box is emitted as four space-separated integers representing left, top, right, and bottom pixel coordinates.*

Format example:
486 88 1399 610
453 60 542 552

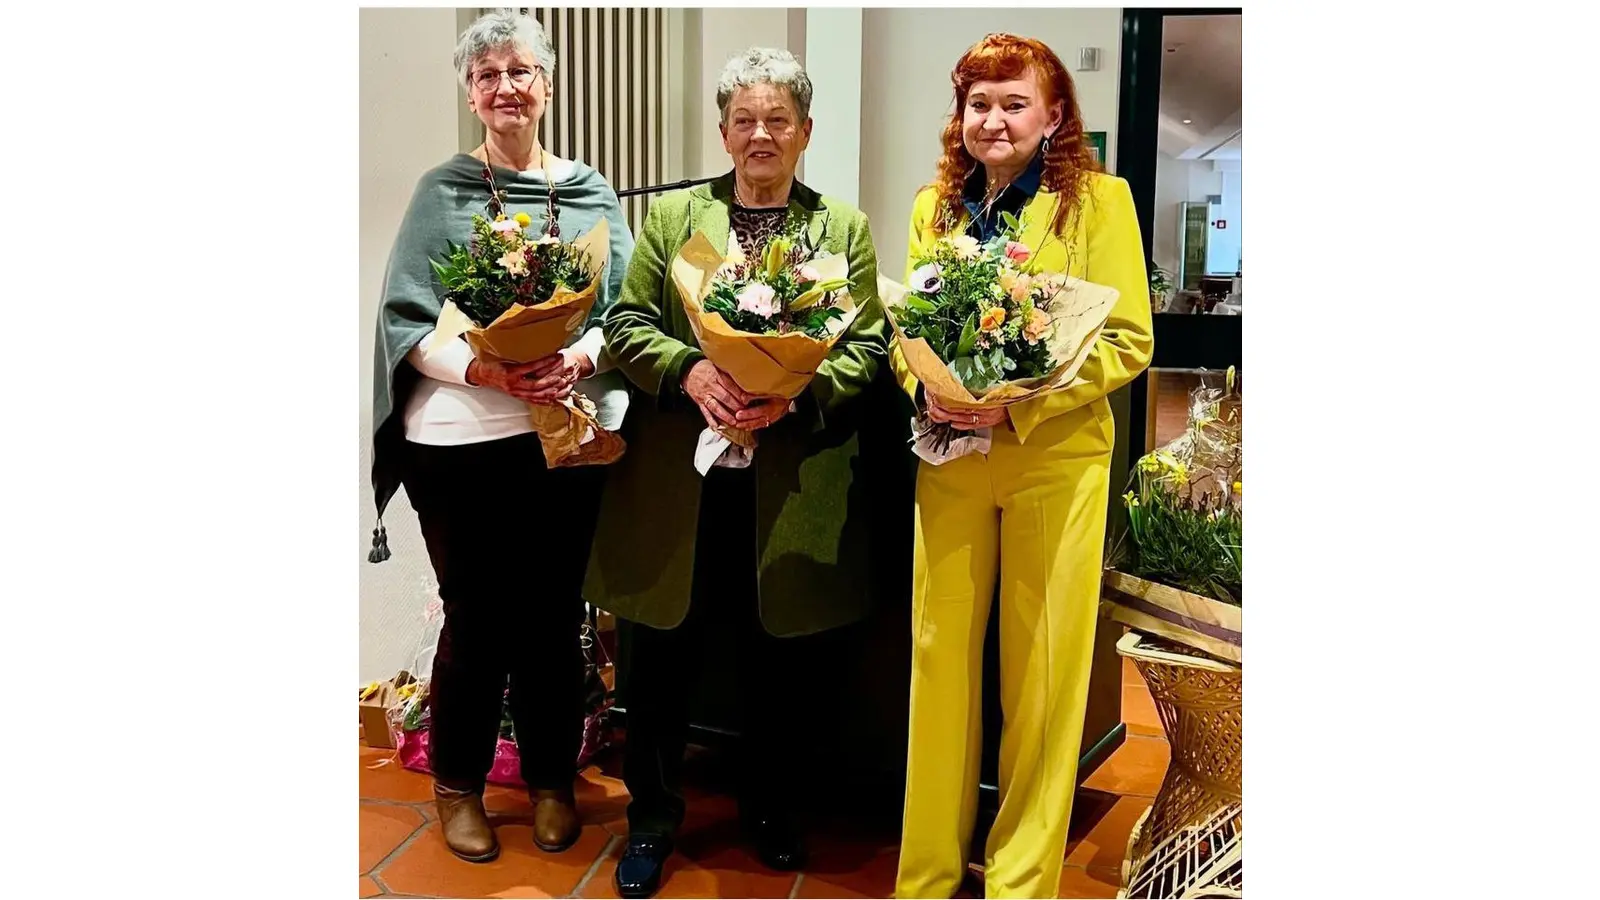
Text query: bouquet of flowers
701 232 851 340
431 212 597 325
425 211 623 467
670 223 863 462
1105 368 1242 664
878 213 1121 462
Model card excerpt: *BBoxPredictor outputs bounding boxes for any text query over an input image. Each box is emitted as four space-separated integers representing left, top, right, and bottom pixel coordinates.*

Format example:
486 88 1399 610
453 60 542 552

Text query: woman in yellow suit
893 34 1154 899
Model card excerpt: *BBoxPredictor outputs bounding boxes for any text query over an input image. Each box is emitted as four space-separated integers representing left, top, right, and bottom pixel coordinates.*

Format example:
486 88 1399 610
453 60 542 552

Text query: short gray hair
715 47 813 123
453 9 556 91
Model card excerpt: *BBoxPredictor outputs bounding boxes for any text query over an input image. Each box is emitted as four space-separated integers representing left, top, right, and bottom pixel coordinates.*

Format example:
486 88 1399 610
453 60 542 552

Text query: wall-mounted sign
1087 131 1108 170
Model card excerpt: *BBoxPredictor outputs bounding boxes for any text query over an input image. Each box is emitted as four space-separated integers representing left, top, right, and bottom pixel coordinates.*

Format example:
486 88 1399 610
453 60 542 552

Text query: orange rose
980 306 1007 332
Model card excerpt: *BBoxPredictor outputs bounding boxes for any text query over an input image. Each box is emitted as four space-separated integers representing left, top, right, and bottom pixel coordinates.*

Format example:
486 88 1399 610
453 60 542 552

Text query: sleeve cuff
571 326 613 376
407 330 474 386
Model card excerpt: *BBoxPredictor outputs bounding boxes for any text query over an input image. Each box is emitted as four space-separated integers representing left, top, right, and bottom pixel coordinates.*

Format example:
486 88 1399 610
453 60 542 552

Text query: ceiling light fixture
1183 118 1193 124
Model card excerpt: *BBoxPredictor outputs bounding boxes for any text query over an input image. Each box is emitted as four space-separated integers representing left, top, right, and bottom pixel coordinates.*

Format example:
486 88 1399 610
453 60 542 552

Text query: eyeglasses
471 66 542 92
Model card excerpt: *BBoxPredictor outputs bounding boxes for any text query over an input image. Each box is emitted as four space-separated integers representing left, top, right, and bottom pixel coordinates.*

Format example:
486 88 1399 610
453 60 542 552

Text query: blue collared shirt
961 150 1045 243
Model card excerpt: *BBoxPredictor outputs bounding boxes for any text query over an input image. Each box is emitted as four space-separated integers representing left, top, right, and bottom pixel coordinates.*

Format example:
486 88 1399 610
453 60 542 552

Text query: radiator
515 6 683 236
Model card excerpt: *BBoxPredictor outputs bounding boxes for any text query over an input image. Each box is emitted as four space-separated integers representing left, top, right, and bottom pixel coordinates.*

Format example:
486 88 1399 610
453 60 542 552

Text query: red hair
929 34 1101 239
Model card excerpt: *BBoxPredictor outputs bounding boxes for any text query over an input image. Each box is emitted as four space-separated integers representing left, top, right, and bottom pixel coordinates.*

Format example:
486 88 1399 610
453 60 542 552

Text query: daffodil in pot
1106 367 1242 663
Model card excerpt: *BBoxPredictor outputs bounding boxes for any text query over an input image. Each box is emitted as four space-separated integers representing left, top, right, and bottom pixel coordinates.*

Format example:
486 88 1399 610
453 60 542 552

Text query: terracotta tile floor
359 656 1169 898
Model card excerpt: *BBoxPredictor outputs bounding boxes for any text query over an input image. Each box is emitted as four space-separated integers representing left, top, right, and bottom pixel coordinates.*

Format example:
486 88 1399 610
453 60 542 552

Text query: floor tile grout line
361 797 433 810
368 818 434 889
569 831 621 898
787 872 805 899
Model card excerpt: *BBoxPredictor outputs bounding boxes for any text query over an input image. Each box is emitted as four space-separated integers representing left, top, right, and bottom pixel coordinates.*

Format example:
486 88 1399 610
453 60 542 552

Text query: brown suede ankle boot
530 787 581 853
434 783 500 862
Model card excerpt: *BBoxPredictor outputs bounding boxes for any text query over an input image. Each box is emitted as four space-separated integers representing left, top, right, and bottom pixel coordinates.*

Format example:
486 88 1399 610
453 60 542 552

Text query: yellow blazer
891 172 1155 445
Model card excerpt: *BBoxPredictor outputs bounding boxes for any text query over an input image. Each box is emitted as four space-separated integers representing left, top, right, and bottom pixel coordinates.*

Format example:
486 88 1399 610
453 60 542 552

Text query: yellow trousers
895 404 1112 899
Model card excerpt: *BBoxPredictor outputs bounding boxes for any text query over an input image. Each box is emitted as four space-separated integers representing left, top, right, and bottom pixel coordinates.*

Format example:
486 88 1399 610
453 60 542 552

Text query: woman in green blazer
586 46 888 900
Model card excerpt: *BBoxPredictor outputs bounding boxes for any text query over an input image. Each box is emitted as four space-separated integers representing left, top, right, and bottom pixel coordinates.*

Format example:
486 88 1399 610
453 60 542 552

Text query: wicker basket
1115 631 1242 899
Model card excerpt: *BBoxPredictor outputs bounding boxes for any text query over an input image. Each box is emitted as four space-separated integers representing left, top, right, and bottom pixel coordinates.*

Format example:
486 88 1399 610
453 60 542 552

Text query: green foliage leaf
956 312 979 356
949 356 978 388
989 346 1012 374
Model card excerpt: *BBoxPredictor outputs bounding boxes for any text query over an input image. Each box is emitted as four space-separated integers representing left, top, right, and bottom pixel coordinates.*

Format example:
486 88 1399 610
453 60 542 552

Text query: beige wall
359 7 463 682
859 8 1124 275
800 8 862 205
691 8 799 179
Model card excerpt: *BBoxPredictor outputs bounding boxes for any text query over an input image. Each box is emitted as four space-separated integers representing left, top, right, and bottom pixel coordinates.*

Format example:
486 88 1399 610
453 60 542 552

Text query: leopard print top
729 205 790 258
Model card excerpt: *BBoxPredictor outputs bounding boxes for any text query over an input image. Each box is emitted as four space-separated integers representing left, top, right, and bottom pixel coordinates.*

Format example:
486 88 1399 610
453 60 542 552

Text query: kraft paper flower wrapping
878 270 1121 415
426 217 625 467
669 229 860 449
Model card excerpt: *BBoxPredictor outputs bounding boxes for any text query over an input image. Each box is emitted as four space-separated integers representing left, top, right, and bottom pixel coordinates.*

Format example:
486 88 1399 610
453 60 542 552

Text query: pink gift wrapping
393 707 610 787
395 728 527 787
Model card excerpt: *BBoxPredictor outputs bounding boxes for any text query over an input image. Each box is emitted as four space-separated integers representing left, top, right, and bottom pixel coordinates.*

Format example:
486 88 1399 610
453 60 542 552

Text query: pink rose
736 282 779 318
1004 241 1032 264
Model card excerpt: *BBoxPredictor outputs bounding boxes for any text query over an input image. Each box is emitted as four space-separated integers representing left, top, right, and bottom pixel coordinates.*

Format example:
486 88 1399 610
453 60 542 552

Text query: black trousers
621 465 819 838
401 433 604 792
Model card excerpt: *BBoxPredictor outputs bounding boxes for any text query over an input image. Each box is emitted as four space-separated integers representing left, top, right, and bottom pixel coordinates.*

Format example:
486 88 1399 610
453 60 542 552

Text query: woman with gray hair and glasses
588 46 888 898
367 9 634 863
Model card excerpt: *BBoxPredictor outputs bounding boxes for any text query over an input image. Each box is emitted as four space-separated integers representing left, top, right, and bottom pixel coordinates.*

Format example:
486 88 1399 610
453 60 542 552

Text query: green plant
1121 461 1242 605
1115 369 1242 605
1149 265 1175 296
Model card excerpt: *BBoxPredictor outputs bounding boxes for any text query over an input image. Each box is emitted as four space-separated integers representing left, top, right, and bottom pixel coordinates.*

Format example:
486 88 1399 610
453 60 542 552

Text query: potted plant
1148 265 1175 315
1104 369 1243 898
1106 368 1241 663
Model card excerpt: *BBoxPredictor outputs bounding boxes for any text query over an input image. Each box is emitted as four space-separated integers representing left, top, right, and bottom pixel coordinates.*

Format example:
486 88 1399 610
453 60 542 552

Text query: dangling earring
1042 133 1054 154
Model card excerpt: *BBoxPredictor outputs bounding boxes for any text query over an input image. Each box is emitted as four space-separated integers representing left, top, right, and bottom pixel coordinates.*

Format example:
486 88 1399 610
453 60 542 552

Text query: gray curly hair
452 9 556 91
715 47 813 124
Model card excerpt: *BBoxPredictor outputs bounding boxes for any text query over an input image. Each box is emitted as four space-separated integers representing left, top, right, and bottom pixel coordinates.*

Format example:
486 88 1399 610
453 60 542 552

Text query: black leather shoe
615 834 673 899
746 815 807 872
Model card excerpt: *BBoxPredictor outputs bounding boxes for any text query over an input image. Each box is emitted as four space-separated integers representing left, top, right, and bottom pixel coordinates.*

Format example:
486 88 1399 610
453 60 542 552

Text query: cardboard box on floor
359 671 416 750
